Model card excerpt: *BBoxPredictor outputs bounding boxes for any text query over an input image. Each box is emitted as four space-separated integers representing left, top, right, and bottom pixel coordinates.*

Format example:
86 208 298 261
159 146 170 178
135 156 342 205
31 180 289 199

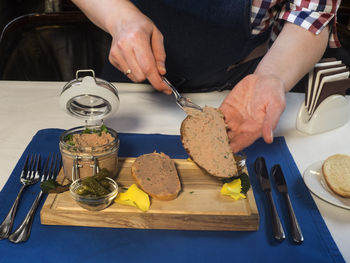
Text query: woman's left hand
219 74 286 153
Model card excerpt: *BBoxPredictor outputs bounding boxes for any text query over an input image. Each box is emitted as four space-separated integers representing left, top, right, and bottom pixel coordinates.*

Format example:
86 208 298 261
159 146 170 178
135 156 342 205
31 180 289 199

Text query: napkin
0 129 345 263
305 58 350 118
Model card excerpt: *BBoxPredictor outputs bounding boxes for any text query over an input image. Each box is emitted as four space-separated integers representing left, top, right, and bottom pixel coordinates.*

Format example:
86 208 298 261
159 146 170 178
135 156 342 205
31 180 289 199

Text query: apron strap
226 39 269 72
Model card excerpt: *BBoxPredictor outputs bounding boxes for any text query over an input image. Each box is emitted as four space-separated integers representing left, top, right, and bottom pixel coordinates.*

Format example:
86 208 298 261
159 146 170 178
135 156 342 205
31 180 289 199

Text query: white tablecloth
0 81 349 261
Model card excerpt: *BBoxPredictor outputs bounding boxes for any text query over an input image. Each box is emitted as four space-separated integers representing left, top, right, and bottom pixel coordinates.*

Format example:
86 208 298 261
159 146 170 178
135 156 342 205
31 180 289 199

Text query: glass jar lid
59 69 120 122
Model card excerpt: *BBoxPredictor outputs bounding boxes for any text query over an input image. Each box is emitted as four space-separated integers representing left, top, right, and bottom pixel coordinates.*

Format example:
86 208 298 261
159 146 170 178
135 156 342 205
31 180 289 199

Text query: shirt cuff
278 8 340 48
279 10 334 35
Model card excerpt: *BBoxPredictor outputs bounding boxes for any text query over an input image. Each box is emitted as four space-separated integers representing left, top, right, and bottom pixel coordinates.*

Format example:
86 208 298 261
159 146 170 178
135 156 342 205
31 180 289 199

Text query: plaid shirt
251 0 341 48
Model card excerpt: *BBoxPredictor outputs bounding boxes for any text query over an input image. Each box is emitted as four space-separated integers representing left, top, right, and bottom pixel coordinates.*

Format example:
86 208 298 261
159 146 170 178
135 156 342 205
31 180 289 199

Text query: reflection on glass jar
59 125 119 181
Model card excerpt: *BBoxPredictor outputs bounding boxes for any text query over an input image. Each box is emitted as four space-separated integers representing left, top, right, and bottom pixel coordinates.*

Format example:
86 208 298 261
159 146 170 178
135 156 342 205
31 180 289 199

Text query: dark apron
102 0 270 92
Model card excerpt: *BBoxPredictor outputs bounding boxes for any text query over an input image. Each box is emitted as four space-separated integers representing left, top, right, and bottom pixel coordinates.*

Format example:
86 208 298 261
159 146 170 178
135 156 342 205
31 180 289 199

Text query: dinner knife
254 157 285 242
271 164 304 244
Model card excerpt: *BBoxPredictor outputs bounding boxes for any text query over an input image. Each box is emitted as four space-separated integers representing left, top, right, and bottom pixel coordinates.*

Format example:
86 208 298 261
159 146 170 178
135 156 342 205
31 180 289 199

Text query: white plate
303 160 350 210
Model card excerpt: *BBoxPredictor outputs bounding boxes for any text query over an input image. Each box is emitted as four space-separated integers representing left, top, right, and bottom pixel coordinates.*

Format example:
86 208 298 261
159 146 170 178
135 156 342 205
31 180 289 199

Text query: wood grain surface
40 158 259 231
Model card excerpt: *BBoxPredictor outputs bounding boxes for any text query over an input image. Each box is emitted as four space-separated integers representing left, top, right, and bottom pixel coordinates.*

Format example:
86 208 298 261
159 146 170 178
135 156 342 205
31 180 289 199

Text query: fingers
228 105 282 152
228 132 257 153
108 42 128 74
226 105 283 152
108 27 171 94
133 28 170 94
108 41 142 83
151 27 166 75
110 35 149 82
262 97 286 144
134 38 170 94
262 119 274 144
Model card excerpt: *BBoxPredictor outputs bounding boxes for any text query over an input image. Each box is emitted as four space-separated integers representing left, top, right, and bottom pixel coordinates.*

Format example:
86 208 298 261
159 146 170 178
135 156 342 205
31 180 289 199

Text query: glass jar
59 125 119 180
59 69 120 180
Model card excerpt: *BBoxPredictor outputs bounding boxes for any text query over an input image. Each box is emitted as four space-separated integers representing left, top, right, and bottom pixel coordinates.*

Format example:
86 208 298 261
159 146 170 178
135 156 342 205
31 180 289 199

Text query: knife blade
271 164 304 244
254 157 285 242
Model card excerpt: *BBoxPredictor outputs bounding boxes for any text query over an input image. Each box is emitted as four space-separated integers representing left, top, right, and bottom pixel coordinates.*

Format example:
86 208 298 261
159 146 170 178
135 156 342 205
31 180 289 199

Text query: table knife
271 164 304 244
254 157 285 242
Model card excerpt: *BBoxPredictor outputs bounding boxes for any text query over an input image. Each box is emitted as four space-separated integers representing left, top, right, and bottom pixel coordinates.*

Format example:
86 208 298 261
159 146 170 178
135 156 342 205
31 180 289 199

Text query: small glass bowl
69 177 118 211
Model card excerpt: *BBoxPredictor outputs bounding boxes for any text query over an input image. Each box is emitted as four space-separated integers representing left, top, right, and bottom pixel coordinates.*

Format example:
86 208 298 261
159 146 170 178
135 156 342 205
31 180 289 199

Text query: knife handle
266 191 285 242
284 193 304 244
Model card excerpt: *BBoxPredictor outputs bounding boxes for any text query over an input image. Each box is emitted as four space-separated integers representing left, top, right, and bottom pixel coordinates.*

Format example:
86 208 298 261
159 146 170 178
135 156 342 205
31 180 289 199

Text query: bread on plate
322 154 350 198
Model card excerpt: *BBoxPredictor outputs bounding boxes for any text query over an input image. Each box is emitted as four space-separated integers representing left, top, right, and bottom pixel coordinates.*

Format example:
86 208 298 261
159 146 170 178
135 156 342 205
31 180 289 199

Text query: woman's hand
108 2 170 93
219 74 286 153
71 0 171 93
220 22 329 153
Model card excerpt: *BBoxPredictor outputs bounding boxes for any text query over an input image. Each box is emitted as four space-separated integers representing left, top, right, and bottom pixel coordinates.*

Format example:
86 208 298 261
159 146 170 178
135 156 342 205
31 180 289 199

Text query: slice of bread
180 106 237 178
131 152 181 201
322 154 350 198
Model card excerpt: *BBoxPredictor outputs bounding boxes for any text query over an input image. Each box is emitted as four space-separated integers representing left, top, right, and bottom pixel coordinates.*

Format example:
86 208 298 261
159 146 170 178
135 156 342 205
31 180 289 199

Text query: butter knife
254 157 285 242
271 164 304 244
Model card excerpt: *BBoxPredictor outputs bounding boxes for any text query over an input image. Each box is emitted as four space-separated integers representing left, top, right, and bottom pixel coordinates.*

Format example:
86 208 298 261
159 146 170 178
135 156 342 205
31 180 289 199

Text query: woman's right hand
72 0 171 93
107 1 171 93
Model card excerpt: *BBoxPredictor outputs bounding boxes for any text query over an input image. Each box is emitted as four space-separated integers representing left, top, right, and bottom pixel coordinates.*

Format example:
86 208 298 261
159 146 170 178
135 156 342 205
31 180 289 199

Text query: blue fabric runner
0 129 344 263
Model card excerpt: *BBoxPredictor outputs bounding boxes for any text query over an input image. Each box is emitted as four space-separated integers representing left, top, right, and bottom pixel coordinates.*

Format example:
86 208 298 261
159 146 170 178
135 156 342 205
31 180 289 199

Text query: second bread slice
131 152 181 201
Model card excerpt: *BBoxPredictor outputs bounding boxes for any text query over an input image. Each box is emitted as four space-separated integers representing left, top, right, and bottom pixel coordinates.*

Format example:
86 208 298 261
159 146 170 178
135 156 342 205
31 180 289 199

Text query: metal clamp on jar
59 69 120 181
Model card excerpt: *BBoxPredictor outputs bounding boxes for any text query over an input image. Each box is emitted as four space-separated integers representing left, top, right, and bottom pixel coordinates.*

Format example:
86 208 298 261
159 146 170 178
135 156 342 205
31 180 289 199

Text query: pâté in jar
59 69 120 181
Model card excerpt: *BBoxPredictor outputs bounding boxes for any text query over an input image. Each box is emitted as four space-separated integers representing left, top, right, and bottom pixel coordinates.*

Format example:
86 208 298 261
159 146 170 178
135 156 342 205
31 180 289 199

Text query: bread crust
322 154 350 198
131 152 181 201
180 106 237 178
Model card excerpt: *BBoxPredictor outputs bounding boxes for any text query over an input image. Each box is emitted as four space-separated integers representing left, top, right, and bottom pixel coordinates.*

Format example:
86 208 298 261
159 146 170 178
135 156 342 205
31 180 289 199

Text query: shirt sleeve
275 0 341 48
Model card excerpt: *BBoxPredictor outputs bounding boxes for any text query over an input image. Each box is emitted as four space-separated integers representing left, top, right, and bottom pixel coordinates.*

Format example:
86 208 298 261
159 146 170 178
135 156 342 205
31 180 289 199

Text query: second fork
0 154 40 240
8 153 61 243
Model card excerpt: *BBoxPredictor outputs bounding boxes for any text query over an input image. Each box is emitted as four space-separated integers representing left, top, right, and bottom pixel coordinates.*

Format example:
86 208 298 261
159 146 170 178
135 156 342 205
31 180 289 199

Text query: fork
0 154 41 239
8 153 61 243
162 77 203 112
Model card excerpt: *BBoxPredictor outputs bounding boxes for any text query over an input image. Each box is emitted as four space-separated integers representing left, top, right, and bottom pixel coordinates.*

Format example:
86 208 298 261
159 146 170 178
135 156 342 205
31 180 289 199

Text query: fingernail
158 62 166 75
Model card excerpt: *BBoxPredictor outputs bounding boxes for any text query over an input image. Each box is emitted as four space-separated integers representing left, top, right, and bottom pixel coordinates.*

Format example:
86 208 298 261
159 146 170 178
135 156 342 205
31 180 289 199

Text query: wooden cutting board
40 157 259 231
